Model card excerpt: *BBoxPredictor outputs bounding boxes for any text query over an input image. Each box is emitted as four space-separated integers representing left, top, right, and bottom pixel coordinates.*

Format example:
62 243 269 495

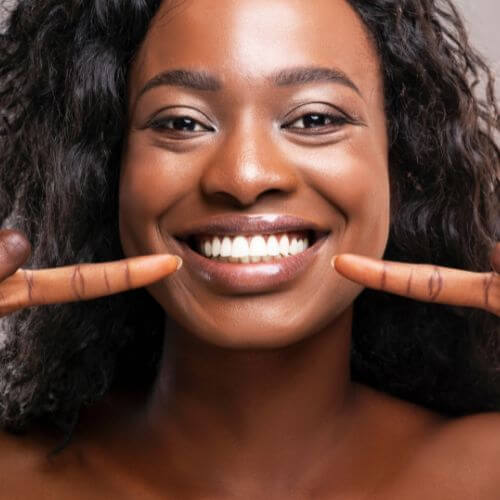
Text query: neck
141 306 357 495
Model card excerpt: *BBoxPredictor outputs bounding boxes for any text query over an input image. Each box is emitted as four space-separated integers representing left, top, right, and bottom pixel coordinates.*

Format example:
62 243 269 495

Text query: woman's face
120 0 389 348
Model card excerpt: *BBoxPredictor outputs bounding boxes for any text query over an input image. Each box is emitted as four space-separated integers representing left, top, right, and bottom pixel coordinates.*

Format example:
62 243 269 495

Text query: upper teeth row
200 234 309 260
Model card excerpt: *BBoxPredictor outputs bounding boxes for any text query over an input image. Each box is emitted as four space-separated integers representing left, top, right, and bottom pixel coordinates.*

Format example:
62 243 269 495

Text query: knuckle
0 231 30 263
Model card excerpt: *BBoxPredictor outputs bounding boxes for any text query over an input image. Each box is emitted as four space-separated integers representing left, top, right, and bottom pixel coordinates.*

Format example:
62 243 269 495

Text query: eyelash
283 113 350 132
148 112 350 136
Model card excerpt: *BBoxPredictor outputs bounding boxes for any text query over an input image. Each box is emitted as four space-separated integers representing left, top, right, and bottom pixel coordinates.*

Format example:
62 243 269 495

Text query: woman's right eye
149 116 213 134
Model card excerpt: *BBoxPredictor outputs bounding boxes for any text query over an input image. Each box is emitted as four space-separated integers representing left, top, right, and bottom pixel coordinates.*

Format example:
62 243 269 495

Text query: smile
172 215 330 294
189 231 316 263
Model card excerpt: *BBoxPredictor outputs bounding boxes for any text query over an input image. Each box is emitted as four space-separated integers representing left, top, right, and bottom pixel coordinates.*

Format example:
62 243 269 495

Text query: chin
160 290 355 352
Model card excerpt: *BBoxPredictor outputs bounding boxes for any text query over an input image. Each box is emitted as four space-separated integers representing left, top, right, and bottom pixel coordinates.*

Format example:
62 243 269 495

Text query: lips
174 214 329 240
170 214 330 294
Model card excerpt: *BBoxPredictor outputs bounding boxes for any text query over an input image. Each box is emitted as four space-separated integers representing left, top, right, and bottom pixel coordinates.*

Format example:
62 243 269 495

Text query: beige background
455 0 499 95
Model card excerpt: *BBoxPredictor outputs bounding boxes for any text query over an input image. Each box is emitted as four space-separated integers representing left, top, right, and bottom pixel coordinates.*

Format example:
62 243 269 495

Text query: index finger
0 254 182 315
332 254 499 316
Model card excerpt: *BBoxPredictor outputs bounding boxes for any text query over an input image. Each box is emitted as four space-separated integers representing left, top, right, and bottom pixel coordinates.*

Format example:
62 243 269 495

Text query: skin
0 0 498 498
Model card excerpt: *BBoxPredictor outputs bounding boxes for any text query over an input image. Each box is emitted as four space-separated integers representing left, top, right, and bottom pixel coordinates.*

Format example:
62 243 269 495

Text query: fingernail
175 256 183 270
331 255 337 268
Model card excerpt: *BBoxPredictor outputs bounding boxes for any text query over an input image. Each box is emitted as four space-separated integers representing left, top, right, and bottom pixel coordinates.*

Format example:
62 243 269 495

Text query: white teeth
279 234 290 256
249 235 267 257
203 240 212 258
220 237 232 257
231 236 249 258
212 237 221 257
199 233 311 262
267 235 280 256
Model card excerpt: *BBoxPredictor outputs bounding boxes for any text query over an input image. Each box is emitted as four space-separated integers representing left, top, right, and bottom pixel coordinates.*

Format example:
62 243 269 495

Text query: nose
200 119 299 207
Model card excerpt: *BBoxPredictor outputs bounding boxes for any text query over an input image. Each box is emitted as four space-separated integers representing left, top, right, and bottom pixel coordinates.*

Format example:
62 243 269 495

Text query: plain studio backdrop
454 0 500 96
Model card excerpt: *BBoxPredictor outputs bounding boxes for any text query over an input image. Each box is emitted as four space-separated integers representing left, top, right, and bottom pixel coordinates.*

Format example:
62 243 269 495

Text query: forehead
130 0 381 99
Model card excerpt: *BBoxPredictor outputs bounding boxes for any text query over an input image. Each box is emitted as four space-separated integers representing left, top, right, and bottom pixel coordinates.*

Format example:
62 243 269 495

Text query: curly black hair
0 0 498 441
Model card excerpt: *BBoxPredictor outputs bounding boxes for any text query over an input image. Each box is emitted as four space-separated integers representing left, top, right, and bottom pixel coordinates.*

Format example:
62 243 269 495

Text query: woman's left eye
284 113 348 131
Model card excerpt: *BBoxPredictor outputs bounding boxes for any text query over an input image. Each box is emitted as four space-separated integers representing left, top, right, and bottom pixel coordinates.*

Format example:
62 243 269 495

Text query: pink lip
174 214 329 239
173 234 328 295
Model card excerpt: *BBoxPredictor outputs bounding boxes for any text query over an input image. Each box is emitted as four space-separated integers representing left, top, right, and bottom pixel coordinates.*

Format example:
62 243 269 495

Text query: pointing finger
0 254 182 315
332 254 499 316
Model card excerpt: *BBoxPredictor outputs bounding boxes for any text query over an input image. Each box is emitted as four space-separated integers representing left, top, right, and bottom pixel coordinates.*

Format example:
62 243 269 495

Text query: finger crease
103 267 111 293
23 269 34 302
71 265 85 300
428 267 443 302
380 262 387 291
406 268 414 296
124 262 132 289
483 272 494 310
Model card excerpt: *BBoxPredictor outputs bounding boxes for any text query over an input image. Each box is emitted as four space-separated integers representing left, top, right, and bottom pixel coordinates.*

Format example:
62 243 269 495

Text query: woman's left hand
332 243 500 317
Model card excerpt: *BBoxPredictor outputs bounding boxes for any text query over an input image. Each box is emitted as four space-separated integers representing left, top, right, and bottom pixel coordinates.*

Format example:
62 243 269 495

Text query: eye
148 115 214 134
283 113 349 132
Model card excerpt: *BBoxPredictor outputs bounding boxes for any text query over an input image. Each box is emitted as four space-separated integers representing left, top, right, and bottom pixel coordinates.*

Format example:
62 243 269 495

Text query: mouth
173 214 329 264
178 229 324 264
170 215 330 294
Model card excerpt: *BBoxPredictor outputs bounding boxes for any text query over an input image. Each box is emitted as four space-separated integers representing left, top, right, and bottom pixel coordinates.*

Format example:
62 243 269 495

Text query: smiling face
119 0 390 348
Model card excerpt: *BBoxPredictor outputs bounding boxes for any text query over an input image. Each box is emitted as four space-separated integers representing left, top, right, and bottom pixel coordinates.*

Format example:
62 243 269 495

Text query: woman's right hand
0 229 182 317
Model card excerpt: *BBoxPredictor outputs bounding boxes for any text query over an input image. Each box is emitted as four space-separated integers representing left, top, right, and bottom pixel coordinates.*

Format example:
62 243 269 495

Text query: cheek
118 137 191 256
335 142 390 258
293 133 390 258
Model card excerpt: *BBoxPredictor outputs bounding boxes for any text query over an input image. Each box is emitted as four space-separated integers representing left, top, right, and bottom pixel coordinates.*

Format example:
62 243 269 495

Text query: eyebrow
270 66 361 95
136 65 362 101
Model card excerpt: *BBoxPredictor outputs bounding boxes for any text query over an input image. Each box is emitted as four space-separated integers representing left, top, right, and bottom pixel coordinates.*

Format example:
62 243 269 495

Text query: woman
0 0 498 497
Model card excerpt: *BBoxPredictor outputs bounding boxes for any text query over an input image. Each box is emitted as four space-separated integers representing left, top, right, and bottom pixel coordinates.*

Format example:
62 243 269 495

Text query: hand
0 229 182 317
331 243 500 317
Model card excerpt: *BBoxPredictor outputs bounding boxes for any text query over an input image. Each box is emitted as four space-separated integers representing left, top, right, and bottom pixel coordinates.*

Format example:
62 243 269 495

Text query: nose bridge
200 111 298 206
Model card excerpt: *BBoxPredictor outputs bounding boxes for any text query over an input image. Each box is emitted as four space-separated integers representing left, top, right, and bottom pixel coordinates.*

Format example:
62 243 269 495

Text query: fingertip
154 254 182 273
330 255 338 269
174 256 183 271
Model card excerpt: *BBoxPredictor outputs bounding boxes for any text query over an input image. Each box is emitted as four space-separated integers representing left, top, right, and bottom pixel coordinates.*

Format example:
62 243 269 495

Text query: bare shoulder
0 395 151 499
0 428 53 495
0 427 51 466
409 412 500 498
431 412 500 470
356 386 500 498
437 411 500 445
0 427 111 499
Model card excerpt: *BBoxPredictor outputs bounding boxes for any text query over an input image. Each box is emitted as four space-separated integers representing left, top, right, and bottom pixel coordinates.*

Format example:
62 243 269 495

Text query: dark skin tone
0 0 499 498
